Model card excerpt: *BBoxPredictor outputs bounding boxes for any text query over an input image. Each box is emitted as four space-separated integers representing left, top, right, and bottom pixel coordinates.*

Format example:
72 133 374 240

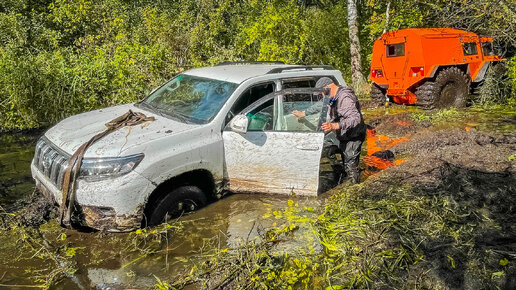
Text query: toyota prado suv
31 62 346 231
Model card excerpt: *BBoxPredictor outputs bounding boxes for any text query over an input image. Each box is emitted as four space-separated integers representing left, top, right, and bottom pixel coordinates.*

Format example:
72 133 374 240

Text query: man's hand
292 110 306 120
321 122 339 132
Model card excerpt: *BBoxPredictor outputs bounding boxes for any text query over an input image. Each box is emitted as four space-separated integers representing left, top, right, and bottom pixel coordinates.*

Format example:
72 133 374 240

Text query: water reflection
60 194 323 289
0 130 42 210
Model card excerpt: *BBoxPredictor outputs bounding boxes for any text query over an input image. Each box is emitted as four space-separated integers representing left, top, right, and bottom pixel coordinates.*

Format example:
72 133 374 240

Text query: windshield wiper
136 102 196 124
136 102 166 118
162 109 190 123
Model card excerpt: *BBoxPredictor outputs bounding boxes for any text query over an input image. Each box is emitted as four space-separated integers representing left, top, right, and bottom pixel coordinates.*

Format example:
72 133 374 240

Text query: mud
358 110 516 289
390 129 515 180
14 193 57 228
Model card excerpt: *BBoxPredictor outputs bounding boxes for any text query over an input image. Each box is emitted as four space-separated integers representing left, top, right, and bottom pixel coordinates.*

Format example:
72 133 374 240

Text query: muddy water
1 104 514 289
0 130 326 289
0 130 43 210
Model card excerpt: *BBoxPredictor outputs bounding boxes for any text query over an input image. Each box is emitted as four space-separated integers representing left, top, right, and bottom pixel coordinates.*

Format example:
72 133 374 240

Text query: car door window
462 42 478 56
246 98 275 131
244 89 327 132
225 82 275 125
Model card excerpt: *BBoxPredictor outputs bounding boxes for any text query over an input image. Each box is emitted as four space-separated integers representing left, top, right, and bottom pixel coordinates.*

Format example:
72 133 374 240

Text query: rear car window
282 77 316 88
386 43 405 57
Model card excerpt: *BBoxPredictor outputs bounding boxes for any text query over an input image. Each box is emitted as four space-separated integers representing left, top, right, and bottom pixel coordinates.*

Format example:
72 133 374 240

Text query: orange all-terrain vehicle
370 28 504 109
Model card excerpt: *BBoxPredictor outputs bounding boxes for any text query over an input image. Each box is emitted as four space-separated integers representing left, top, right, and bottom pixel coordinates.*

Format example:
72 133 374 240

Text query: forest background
0 0 515 131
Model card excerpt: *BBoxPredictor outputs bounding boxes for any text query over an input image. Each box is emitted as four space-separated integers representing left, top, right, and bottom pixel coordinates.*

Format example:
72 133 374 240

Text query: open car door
222 88 329 196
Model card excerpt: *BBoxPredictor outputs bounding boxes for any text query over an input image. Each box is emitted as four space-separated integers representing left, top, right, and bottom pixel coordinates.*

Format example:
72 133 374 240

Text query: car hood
45 103 197 158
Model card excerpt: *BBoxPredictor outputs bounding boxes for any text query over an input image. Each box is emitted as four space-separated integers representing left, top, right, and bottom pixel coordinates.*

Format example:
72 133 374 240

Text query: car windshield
138 74 238 124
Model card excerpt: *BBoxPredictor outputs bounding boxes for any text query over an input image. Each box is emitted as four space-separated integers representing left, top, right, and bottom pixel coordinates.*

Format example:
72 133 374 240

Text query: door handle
295 145 320 151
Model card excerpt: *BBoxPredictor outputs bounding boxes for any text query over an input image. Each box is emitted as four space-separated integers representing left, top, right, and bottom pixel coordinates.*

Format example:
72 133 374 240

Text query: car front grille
34 138 70 190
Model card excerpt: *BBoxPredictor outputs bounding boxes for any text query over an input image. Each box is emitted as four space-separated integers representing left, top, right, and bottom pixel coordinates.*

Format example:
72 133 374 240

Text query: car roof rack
267 65 335 74
216 61 285 66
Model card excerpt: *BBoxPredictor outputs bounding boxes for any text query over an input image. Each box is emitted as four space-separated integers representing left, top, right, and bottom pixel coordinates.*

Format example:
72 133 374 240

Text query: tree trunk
383 1 391 34
347 0 366 90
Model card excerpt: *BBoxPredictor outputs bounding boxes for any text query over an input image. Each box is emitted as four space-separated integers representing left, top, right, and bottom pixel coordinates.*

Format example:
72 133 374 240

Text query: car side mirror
229 115 248 133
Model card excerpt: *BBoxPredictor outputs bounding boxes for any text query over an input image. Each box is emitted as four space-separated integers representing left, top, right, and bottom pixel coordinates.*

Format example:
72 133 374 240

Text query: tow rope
58 110 155 228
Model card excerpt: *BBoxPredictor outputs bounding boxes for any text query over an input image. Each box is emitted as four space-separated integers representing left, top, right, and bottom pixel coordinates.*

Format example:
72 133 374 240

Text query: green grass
157 166 516 289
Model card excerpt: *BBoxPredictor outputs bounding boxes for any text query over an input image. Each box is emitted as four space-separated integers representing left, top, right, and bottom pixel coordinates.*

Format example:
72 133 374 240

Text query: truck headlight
79 153 144 181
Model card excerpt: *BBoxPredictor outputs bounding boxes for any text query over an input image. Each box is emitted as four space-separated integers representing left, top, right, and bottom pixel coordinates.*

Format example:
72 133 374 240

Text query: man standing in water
318 77 366 183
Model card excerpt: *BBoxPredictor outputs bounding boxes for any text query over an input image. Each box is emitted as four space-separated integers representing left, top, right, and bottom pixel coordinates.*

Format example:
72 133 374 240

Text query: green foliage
237 0 308 63
509 56 516 100
0 0 514 131
475 62 513 106
0 0 184 130
411 108 460 124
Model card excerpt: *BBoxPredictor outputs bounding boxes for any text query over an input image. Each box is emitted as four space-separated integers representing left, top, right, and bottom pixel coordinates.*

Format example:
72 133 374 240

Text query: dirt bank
345 112 516 289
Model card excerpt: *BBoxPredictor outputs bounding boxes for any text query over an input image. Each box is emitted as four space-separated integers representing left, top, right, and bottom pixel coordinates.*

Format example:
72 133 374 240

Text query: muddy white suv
31 62 346 231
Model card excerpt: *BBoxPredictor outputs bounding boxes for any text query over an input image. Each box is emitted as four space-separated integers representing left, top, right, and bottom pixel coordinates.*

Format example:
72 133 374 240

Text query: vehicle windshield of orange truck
386 43 405 57
481 42 494 56
137 75 238 124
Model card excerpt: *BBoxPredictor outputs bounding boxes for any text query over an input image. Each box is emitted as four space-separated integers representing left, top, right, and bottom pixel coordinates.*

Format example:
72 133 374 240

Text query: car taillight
410 66 424 77
371 69 383 78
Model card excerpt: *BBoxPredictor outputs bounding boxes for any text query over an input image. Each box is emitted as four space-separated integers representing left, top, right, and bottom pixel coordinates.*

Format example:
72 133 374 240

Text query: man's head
315 77 334 88
316 77 339 97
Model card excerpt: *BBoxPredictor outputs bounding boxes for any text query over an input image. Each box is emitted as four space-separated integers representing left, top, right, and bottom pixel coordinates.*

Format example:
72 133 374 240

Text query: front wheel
146 185 207 226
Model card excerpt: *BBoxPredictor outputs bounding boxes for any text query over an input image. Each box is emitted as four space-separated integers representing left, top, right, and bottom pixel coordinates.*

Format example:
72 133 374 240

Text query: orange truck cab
370 28 503 109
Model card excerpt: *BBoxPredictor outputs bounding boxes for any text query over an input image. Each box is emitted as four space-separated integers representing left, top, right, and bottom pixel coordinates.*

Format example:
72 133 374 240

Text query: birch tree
347 0 366 90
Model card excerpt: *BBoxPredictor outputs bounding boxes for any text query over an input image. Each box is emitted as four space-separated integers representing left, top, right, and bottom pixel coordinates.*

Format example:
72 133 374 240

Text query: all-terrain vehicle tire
146 185 207 226
415 81 437 109
416 67 470 109
370 83 386 106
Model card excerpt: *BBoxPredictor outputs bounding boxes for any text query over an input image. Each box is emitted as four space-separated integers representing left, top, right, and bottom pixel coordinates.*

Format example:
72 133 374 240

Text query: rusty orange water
364 127 409 173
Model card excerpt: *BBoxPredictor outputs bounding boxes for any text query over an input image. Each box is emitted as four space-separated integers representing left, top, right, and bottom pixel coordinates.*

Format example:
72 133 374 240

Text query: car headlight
79 153 144 181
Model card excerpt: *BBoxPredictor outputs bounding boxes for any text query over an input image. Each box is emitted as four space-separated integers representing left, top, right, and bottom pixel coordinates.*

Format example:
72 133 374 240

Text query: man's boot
345 164 360 184
331 164 345 184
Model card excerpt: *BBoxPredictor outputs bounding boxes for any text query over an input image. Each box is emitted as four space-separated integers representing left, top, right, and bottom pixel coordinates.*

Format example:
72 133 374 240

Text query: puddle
0 193 324 289
434 106 516 133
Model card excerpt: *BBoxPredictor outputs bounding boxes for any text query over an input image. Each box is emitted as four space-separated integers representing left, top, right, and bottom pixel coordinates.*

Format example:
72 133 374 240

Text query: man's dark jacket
328 87 366 141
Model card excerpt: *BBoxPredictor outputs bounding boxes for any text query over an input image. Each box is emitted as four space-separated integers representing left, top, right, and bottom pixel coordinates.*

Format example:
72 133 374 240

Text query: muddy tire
146 185 207 226
416 67 470 109
415 81 437 109
370 83 386 106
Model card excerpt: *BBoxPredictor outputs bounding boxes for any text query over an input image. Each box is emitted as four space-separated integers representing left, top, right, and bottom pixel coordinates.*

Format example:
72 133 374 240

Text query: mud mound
17 194 56 227
359 100 379 110
391 129 515 173
368 128 516 191
368 113 422 136
0 193 56 229
361 128 516 289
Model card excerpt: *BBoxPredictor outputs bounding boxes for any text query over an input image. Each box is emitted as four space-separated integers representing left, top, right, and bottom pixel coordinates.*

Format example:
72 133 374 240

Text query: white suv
31 63 346 231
